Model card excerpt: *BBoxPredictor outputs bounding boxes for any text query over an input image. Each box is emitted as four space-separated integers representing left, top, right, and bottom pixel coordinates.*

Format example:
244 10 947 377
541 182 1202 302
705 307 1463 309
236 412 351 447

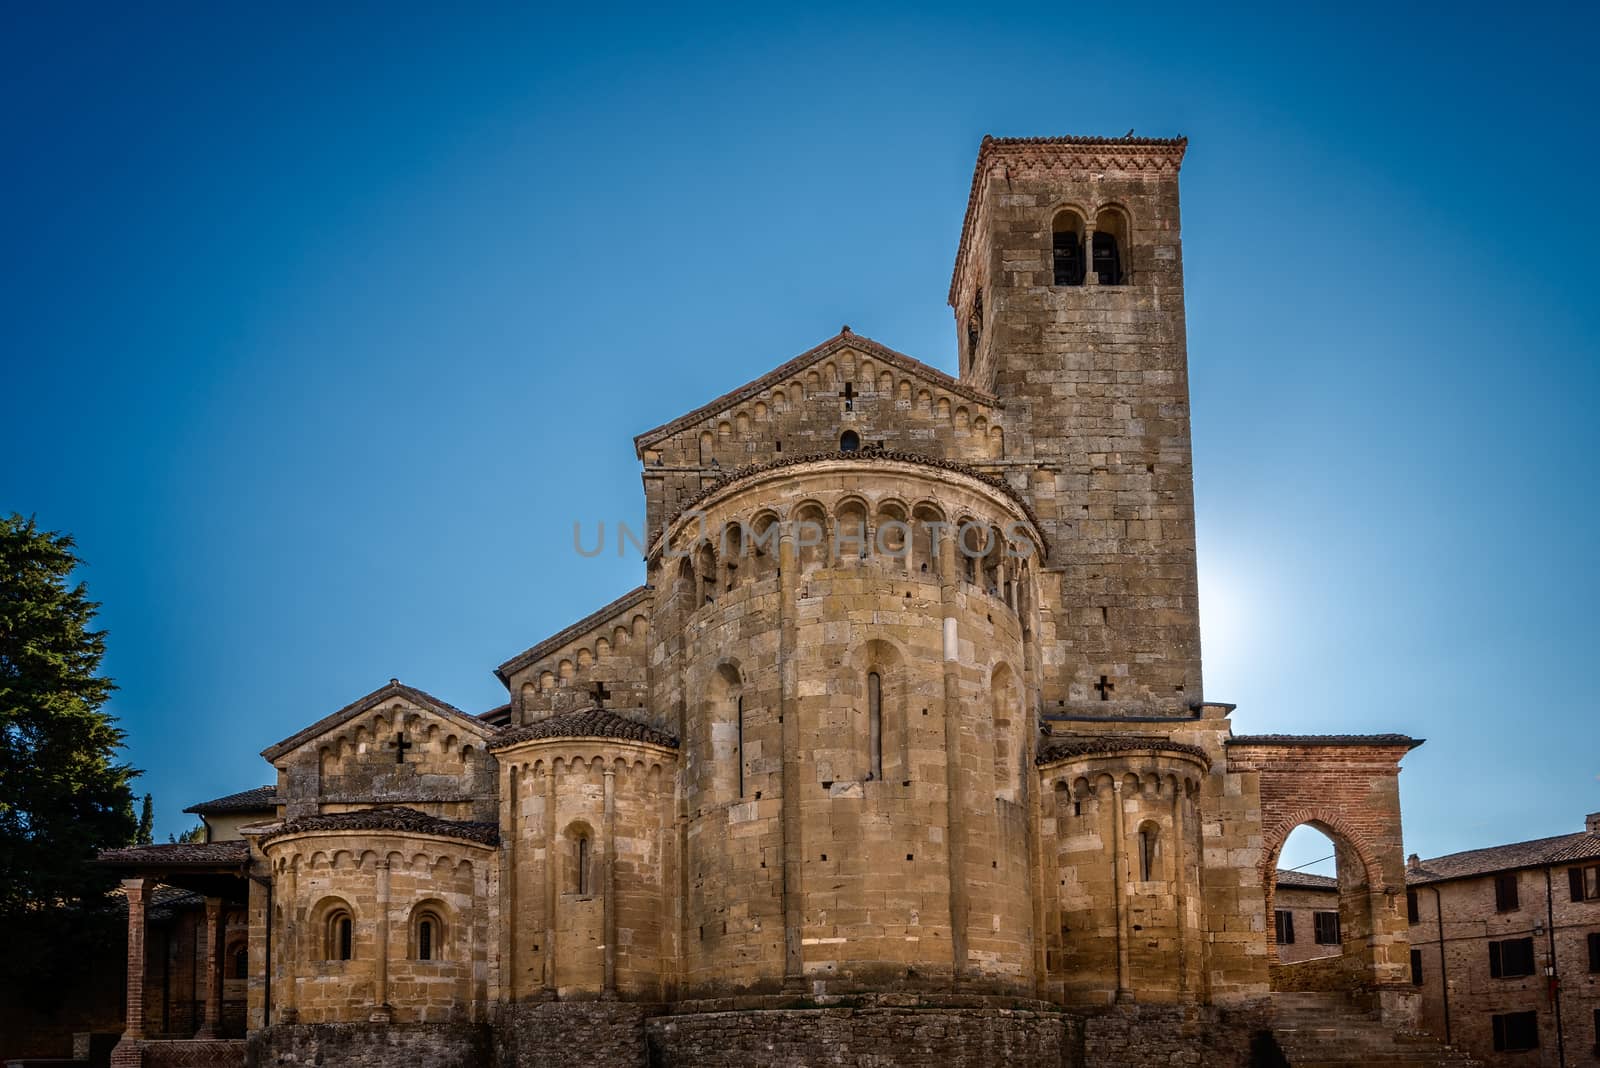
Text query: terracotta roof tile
632 330 998 455
1036 734 1209 766
1275 869 1339 891
493 708 678 750
1408 830 1600 885
99 841 250 867
184 785 278 814
1226 734 1423 749
259 807 498 847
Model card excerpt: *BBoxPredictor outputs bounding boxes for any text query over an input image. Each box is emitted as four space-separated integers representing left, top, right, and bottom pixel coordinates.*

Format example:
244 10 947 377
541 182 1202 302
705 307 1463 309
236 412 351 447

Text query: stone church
99 135 1449 1068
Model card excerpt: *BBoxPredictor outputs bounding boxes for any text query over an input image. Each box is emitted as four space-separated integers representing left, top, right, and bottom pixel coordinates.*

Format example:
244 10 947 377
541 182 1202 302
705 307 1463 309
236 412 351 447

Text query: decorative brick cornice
649 448 1047 554
948 134 1188 306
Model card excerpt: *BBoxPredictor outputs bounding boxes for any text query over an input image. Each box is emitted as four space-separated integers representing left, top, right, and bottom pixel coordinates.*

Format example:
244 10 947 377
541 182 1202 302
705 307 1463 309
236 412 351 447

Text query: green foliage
0 513 138 915
136 792 154 845
169 821 206 844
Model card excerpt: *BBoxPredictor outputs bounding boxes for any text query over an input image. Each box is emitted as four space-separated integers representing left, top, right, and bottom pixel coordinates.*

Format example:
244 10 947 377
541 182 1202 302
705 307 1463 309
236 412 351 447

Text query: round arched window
840 430 860 453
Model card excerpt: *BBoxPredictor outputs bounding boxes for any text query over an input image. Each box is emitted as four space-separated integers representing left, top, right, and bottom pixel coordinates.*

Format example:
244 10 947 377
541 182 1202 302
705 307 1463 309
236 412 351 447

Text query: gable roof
492 707 678 750
1275 869 1339 892
261 679 495 763
494 585 651 685
1407 830 1600 886
184 785 278 815
631 328 998 456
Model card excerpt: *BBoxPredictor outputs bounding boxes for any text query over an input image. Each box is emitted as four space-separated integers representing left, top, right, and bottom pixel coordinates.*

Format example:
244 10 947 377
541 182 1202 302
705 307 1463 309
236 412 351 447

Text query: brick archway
1226 734 1421 1024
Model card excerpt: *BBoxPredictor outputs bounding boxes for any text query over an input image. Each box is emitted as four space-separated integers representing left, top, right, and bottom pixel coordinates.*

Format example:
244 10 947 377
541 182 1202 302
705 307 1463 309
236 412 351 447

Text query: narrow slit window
576 835 591 896
736 695 745 798
419 918 434 961
1138 825 1158 881
867 671 883 780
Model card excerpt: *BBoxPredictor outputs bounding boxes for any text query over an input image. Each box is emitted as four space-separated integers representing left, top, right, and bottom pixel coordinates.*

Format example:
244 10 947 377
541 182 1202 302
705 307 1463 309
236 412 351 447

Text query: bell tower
951 135 1201 713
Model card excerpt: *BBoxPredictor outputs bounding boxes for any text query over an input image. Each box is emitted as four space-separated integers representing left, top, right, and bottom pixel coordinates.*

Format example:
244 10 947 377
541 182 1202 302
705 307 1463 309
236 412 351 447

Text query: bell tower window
840 430 860 453
1092 232 1122 285
965 287 984 368
1052 211 1086 286
1093 207 1130 285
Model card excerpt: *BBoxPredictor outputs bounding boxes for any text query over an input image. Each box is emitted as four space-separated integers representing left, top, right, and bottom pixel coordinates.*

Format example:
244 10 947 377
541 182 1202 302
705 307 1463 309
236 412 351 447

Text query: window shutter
1573 866 1587 902
1489 940 1503 978
1407 890 1419 924
1492 1014 1506 1052
1589 932 1600 973
1410 948 1423 986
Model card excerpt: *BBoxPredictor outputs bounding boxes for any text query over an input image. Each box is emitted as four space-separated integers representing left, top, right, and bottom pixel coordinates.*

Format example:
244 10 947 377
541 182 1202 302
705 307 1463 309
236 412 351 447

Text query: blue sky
2 4 1596 870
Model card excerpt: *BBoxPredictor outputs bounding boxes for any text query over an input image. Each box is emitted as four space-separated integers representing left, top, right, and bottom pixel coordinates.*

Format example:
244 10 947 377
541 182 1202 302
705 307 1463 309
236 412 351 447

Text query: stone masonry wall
247 1022 488 1068
645 1003 1075 1068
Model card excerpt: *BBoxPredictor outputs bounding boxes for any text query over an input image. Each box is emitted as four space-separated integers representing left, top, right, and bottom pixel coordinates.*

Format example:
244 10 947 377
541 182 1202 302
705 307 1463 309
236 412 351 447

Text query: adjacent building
1407 812 1600 1065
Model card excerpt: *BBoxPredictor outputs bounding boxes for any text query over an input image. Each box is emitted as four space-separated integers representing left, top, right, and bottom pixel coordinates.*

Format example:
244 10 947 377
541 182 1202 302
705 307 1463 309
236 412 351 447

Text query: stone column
196 896 224 1038
119 877 150 1041
777 526 805 988
502 767 518 1002
1171 782 1192 999
1111 779 1132 1002
543 763 558 993
937 525 969 981
278 861 298 1024
602 765 617 996
1083 225 1098 285
370 860 392 1022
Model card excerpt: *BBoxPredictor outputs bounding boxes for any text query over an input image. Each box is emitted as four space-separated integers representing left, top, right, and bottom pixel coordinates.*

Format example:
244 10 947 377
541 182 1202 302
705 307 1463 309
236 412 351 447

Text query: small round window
840 430 860 453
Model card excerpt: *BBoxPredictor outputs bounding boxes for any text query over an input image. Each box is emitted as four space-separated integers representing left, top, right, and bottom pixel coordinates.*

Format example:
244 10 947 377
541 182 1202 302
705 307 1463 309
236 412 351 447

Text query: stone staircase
1270 992 1480 1067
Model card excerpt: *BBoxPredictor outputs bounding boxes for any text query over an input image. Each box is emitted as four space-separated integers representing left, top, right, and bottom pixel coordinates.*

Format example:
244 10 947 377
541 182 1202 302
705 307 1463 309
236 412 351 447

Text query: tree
169 821 206 844
0 514 138 914
136 792 154 845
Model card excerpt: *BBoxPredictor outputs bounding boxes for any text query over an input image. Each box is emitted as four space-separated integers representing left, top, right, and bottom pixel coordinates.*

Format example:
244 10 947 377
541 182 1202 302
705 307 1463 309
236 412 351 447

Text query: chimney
1587 812 1600 834
1407 853 1421 872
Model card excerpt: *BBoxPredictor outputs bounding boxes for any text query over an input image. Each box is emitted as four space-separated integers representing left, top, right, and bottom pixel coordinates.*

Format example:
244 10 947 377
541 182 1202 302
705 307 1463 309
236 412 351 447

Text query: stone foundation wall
243 999 1284 1068
245 1022 489 1068
1079 1002 1279 1068
646 1002 1074 1068
493 1002 648 1068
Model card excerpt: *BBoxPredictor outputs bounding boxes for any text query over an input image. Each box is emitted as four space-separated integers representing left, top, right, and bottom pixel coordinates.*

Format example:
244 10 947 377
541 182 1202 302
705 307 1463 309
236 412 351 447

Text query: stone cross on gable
590 680 611 708
1094 675 1115 701
393 731 413 764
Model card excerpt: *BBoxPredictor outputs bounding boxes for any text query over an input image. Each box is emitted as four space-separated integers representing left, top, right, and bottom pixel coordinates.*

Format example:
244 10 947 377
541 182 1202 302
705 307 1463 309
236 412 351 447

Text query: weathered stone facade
96 135 1436 1067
